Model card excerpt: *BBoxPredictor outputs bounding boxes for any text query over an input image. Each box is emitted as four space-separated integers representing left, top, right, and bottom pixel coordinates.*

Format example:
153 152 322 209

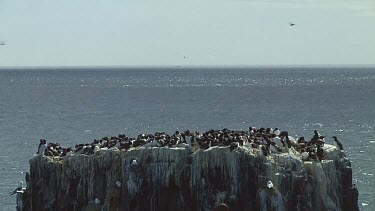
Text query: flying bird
289 22 295 26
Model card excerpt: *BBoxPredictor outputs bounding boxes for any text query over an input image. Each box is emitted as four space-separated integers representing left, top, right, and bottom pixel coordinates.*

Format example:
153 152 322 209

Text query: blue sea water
0 67 374 210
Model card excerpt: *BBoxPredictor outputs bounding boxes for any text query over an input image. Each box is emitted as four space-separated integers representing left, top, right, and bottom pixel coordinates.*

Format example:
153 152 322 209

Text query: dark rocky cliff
27 145 358 211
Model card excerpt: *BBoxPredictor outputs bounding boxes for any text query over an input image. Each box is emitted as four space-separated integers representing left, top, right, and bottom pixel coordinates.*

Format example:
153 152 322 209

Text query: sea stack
19 127 358 211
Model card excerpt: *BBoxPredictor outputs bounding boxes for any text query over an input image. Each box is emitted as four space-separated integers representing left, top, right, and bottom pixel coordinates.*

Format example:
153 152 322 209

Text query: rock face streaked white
28 144 359 211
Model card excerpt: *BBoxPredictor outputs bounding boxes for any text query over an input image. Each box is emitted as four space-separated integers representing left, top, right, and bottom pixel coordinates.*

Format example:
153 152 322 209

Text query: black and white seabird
270 142 282 153
249 127 255 136
285 132 292 148
273 128 280 136
310 130 320 145
317 136 325 147
130 159 140 172
259 145 269 156
301 150 309 161
229 142 238 151
316 145 325 161
273 135 283 148
332 136 343 150
37 139 47 156
298 137 306 144
267 180 274 188
9 181 23 195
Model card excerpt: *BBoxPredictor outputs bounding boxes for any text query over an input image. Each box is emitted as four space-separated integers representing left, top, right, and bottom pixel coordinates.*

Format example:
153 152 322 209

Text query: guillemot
310 130 320 145
332 136 344 150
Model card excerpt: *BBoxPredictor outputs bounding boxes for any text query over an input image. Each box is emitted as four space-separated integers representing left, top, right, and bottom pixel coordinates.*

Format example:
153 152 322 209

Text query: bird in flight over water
289 22 295 26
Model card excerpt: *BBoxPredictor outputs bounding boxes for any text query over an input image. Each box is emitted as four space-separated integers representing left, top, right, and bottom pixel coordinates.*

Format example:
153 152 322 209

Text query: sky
0 0 375 67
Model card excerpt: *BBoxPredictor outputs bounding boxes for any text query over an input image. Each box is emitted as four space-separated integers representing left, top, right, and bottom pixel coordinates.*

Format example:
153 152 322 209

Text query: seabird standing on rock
93 145 101 153
24 172 30 188
129 159 140 172
332 136 343 150
36 139 43 153
9 181 23 195
317 136 325 147
249 127 255 136
37 139 47 156
285 132 292 148
258 145 264 156
273 128 280 136
301 149 309 161
265 128 272 135
297 137 306 144
270 142 282 153
259 145 269 156
267 180 274 188
229 142 239 151
132 159 138 165
272 135 284 148
316 145 325 161
184 132 192 146
310 130 320 145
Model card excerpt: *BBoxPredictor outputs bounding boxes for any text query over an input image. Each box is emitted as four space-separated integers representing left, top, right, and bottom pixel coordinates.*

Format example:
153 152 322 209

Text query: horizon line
0 64 375 70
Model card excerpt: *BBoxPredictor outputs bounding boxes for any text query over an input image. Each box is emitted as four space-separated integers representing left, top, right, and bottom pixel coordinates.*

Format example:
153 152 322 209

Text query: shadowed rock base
26 146 358 211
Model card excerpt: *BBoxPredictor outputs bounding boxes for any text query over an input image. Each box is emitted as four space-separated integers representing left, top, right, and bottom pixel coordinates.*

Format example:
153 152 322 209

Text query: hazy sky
1 0 375 67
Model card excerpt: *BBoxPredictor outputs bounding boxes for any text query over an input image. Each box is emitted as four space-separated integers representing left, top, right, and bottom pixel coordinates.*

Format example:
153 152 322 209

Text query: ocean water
0 67 374 210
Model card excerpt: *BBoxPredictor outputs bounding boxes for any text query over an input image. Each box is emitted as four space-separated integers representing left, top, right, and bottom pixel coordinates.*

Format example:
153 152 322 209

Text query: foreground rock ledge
27 145 358 211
